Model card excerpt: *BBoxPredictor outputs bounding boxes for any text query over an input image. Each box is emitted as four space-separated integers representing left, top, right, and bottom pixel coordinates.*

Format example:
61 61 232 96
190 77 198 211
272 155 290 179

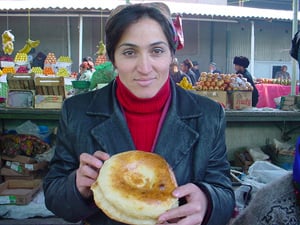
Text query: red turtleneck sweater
116 76 170 152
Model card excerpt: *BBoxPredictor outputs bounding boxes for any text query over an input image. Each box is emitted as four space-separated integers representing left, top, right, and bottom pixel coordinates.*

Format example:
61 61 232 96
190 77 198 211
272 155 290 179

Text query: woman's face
114 17 172 98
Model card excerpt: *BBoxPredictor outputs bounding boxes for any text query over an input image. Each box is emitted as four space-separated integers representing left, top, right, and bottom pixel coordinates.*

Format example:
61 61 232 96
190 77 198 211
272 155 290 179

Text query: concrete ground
0 217 80 225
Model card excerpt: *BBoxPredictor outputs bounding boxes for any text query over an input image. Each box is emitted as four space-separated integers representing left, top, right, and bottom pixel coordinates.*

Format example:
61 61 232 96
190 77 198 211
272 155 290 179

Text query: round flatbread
91 150 178 225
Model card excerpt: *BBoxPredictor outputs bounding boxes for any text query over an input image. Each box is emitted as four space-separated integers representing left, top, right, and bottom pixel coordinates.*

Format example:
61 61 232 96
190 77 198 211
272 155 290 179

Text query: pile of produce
44 52 57 65
14 53 28 64
57 56 72 63
16 66 28 73
194 73 253 91
31 67 43 74
177 77 193 90
95 41 107 66
43 67 55 75
2 30 15 55
0 55 13 61
2 67 15 74
57 68 69 77
256 78 291 86
0 69 3 76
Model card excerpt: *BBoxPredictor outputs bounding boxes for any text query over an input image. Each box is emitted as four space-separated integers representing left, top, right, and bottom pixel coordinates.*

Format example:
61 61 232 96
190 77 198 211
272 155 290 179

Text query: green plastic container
71 80 91 89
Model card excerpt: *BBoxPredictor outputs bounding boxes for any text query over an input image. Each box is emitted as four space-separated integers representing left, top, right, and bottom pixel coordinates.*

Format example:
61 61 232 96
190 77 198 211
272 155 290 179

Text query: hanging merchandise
95 11 107 66
2 30 15 55
18 38 40 54
18 9 40 54
173 15 184 50
95 41 107 66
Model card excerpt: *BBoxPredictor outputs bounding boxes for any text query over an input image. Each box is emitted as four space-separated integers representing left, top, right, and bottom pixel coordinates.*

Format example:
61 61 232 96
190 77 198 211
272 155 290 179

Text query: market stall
256 83 300 108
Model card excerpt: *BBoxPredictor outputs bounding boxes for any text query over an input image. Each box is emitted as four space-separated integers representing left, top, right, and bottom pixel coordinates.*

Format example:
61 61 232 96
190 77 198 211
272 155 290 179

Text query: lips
134 78 156 86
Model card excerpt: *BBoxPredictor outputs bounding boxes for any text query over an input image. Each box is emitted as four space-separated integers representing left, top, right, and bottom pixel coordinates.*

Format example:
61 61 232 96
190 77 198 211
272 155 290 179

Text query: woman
44 3 234 225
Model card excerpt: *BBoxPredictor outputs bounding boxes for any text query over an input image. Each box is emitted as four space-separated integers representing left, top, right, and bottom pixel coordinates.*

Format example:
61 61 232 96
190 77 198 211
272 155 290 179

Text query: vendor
275 65 290 80
77 61 94 81
233 56 259 107
181 58 197 85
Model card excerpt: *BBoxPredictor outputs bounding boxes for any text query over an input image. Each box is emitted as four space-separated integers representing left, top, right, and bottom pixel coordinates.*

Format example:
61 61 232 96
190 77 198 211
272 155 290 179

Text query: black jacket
239 69 259 107
43 80 235 225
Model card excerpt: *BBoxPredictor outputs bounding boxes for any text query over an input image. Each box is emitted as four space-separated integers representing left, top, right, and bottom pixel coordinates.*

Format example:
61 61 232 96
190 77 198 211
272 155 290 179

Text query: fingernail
158 216 165 223
173 190 179 197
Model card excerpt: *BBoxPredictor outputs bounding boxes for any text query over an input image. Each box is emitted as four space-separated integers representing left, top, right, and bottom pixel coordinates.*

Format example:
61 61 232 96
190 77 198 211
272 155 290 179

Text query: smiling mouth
134 78 156 86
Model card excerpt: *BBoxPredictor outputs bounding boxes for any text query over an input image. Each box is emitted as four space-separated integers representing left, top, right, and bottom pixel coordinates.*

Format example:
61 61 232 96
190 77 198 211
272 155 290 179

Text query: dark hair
82 56 93 62
233 56 249 68
183 58 193 69
105 4 176 63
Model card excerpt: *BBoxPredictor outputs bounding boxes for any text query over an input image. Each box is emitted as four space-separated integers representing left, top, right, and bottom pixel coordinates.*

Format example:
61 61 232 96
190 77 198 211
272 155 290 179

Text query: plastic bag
16 120 40 136
248 161 289 184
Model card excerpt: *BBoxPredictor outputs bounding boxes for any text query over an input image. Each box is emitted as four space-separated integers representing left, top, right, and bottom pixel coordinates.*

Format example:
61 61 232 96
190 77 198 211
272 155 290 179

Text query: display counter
256 83 299 108
1 107 300 122
1 108 299 161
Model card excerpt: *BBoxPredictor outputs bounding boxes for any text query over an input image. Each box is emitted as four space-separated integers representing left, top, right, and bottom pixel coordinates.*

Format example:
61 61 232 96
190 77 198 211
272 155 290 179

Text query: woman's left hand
157 183 208 225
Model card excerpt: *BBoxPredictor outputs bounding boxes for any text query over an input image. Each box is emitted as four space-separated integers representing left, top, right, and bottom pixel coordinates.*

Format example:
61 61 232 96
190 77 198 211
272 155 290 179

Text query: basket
71 80 90 89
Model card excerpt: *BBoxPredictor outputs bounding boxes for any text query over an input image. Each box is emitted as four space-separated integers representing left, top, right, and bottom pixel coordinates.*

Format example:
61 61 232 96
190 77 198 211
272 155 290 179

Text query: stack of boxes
5 73 65 109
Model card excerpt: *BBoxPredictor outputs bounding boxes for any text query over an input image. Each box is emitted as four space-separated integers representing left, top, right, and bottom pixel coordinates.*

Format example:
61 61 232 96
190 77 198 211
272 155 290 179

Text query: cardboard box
0 179 41 205
34 95 63 109
228 91 252 110
280 95 298 111
6 89 35 108
2 155 48 176
194 91 228 107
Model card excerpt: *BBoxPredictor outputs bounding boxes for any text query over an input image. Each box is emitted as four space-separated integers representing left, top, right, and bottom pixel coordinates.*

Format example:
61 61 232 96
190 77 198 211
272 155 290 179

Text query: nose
136 53 152 75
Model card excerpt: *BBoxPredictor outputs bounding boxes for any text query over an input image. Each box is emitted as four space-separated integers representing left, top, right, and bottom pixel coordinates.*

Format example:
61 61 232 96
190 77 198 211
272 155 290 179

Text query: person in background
77 61 94 81
209 62 221 74
181 58 197 85
169 61 183 83
44 3 234 225
82 56 95 72
275 65 290 80
192 60 200 81
233 56 259 107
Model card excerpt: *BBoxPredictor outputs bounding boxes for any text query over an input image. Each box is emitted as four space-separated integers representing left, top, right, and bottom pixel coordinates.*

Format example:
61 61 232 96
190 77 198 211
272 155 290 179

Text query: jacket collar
85 80 203 169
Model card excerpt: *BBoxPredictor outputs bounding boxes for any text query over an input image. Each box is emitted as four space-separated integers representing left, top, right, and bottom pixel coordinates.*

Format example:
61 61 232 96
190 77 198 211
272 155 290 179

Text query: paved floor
0 217 80 225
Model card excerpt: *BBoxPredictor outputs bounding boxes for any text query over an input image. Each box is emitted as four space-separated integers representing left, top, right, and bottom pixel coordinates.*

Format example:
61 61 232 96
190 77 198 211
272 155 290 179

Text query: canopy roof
0 0 296 21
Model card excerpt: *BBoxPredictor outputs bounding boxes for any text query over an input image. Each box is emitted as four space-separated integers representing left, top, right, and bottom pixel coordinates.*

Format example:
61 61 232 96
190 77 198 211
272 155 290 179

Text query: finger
158 203 198 223
77 174 96 188
80 153 103 169
93 151 110 161
175 213 203 225
173 183 199 198
79 164 99 180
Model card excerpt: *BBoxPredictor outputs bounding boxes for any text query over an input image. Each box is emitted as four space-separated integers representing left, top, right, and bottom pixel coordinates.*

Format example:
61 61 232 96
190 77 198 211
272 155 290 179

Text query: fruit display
177 77 193 90
194 72 253 91
0 55 13 61
44 52 57 65
18 38 40 54
2 67 16 74
16 66 29 73
43 66 55 75
256 78 291 86
14 53 28 63
95 40 107 66
31 67 43 74
2 30 15 55
0 69 3 76
57 68 69 77
57 56 72 63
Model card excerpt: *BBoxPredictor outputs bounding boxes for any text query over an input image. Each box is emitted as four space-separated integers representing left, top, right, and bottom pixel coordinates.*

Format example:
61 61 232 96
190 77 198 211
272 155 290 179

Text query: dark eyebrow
118 41 168 49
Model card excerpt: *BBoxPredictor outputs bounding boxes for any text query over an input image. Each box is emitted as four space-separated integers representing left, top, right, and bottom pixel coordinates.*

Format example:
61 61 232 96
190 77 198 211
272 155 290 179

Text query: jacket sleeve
195 105 235 225
43 102 99 222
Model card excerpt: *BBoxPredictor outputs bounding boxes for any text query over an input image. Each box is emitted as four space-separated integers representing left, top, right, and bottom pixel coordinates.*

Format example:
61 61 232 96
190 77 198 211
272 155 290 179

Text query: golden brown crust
91 150 178 225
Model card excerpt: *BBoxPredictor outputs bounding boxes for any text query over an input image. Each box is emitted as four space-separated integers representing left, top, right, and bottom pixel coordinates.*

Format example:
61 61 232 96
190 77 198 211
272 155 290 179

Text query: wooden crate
34 76 65 98
6 73 35 90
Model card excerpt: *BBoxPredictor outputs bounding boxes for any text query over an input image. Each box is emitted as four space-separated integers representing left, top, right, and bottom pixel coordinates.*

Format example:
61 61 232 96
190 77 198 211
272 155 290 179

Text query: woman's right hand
76 151 110 199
